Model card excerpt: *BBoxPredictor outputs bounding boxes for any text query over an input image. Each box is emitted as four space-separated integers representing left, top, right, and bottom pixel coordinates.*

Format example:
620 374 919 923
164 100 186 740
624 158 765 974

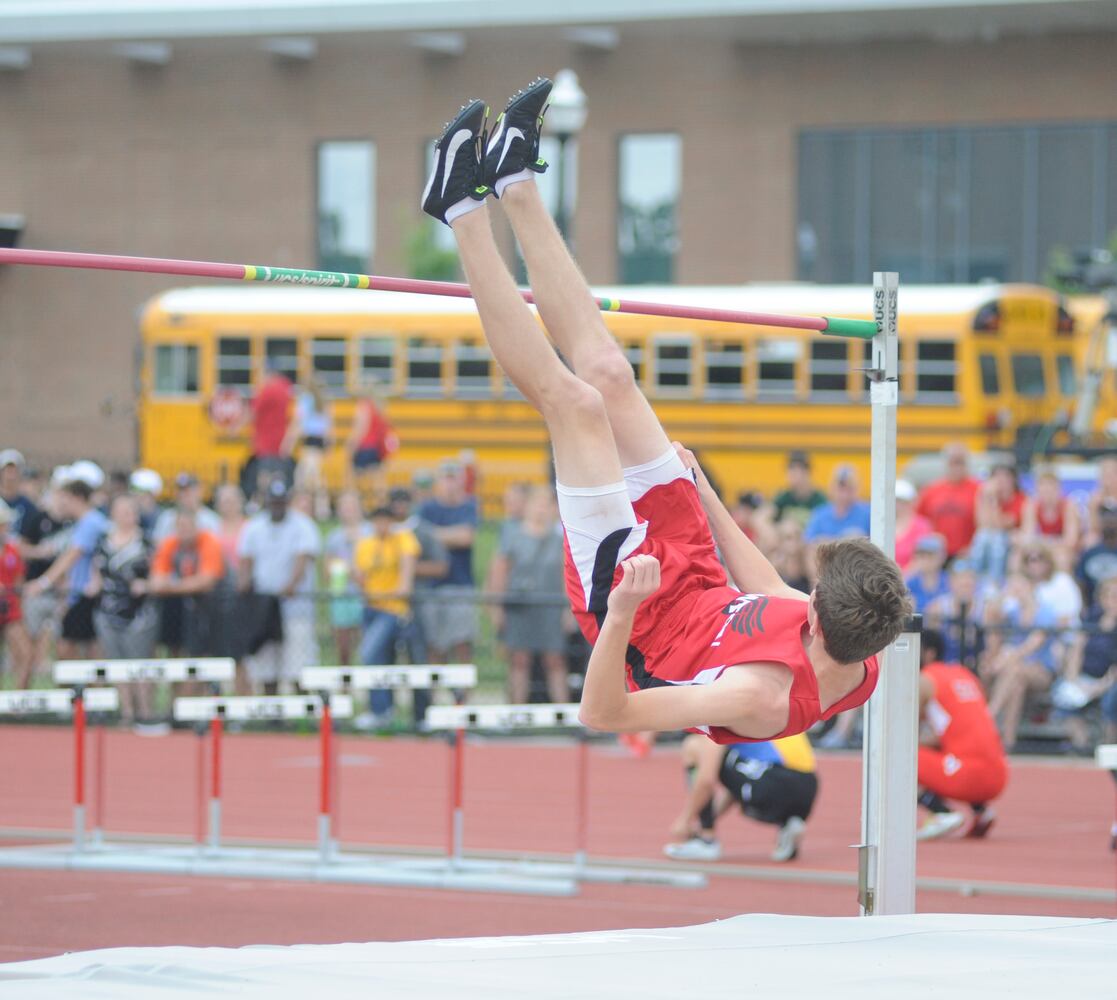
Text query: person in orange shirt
916 628 1009 841
150 509 225 657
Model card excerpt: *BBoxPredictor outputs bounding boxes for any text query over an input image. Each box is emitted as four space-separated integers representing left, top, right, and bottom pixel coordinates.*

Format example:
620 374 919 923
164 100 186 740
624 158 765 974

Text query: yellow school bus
138 282 1103 509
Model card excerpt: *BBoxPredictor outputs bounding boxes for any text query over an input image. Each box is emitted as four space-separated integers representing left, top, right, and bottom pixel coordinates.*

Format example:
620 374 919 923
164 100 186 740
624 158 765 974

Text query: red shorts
918 746 1007 803
0 589 21 627
559 449 725 651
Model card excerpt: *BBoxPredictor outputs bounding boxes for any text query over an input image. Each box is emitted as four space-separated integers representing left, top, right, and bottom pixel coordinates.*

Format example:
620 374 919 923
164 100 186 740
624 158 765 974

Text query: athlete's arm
673 443 806 601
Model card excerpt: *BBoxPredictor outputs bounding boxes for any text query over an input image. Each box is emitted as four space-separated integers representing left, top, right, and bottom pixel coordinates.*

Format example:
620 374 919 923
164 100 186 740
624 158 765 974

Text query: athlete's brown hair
813 537 910 664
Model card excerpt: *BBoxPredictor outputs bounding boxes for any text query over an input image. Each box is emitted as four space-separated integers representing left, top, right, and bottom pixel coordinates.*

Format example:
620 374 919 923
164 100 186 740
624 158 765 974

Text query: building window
217 337 252 387
705 340 745 400
311 337 347 394
358 335 395 386
454 340 491 397
153 344 199 395
406 337 443 396
623 342 644 383
653 337 692 392
317 140 375 273
799 122 1117 283
617 133 681 284
265 337 299 383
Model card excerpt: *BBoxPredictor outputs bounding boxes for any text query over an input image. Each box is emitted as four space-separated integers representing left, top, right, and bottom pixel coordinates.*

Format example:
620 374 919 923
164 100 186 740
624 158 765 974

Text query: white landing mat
0 913 1113 999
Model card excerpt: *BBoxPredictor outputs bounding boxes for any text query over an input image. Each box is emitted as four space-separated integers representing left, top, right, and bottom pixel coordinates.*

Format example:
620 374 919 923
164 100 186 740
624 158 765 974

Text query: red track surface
0 725 1113 961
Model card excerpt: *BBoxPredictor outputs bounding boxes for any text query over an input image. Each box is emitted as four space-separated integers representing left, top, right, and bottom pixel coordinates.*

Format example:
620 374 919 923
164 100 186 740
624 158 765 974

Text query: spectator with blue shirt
416 461 479 665
25 478 108 658
906 533 952 613
664 732 819 864
803 464 871 542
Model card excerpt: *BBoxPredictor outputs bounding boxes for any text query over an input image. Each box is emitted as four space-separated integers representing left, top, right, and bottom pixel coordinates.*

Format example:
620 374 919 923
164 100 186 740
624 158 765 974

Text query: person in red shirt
0 499 31 684
915 443 981 557
347 387 397 504
249 363 293 497
422 82 910 742
915 628 1008 840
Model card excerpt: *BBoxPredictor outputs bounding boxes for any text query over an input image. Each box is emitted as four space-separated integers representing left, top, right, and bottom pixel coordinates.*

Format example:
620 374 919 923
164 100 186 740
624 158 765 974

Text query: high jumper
423 77 910 744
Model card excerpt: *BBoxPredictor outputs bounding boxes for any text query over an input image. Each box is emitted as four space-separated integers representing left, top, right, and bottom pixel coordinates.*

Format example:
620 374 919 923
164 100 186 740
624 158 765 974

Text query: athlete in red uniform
916 629 1008 839
422 79 909 742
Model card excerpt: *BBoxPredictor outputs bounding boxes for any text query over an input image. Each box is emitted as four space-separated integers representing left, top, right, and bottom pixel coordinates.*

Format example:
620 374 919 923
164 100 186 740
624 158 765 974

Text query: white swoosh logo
440 128 473 199
495 127 525 173
487 115 506 154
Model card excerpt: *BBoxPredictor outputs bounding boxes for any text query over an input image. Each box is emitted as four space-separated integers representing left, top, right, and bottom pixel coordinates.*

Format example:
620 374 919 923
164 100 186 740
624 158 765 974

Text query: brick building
1 0 1116 464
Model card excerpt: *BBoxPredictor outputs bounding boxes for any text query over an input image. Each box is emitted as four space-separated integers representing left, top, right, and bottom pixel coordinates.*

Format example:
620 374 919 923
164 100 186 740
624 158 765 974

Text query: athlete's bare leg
450 204 625 488
500 180 671 468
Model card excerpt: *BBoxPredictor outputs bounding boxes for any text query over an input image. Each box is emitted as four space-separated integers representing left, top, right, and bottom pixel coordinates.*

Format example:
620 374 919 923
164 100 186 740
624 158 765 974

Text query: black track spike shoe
482 77 552 196
421 99 491 226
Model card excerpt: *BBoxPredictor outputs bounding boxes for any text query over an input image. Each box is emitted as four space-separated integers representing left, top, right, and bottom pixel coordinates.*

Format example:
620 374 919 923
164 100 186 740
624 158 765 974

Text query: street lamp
547 69 587 242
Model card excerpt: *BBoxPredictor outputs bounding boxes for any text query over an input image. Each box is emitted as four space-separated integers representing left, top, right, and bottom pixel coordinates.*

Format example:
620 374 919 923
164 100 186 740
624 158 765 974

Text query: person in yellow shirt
664 731 819 863
353 506 419 728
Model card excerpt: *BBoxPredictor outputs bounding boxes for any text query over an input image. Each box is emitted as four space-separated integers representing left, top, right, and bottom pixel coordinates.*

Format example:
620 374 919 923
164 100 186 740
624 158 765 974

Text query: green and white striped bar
173 695 353 722
0 688 119 715
55 658 235 684
425 703 583 731
300 665 477 692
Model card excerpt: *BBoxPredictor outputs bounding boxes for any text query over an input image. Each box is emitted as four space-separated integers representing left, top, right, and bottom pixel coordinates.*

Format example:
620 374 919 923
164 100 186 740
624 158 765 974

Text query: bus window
265 337 298 383
1011 353 1046 398
705 340 744 400
979 354 1000 395
407 337 443 396
1056 354 1076 396
358 335 395 386
623 342 644 383
311 337 347 394
915 341 956 400
217 337 252 387
153 343 199 395
810 340 848 398
653 337 692 392
756 339 800 398
455 340 491 397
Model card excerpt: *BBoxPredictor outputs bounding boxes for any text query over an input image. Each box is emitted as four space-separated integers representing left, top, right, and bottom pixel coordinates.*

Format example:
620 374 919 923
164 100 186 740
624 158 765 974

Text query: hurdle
422 703 706 889
299 664 477 850
173 694 354 860
0 688 120 851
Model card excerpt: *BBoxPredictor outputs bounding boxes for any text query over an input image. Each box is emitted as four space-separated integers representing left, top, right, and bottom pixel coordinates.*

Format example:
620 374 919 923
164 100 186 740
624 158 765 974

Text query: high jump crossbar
0 248 878 339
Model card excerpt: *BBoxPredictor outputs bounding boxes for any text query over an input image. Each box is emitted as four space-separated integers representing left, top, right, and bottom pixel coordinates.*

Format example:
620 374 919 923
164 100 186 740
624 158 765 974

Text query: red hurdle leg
209 716 223 851
72 691 86 852
318 699 333 862
446 729 466 868
195 725 206 849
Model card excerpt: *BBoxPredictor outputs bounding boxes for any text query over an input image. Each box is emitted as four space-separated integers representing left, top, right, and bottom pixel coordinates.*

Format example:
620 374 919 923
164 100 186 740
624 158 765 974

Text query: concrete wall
1 24 1116 465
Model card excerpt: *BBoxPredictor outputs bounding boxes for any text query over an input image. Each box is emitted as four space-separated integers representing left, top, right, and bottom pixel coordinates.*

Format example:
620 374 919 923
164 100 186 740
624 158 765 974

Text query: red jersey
999 491 1026 531
1035 498 1067 537
252 374 292 457
915 478 980 555
356 399 396 454
922 662 1003 760
564 477 880 745
0 539 24 625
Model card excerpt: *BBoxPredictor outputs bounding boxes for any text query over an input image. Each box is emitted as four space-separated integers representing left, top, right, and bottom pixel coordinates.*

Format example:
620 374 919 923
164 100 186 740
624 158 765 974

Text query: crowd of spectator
0 444 579 735
1 436 1114 753
737 445 1117 755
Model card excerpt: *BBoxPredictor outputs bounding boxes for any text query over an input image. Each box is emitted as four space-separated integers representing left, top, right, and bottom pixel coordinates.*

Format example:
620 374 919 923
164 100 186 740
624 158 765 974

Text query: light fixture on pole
546 69 587 241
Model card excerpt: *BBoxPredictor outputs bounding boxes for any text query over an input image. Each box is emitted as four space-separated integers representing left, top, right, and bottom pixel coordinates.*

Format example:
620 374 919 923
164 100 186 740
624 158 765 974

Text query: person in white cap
129 468 164 537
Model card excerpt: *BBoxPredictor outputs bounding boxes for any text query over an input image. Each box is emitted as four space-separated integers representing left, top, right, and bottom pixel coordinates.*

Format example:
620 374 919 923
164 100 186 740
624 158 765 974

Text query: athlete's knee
539 374 606 424
579 345 636 400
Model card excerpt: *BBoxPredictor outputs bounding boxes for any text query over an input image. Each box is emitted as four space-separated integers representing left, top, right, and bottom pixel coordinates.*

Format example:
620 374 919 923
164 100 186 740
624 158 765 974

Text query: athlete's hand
672 441 713 497
607 554 660 620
